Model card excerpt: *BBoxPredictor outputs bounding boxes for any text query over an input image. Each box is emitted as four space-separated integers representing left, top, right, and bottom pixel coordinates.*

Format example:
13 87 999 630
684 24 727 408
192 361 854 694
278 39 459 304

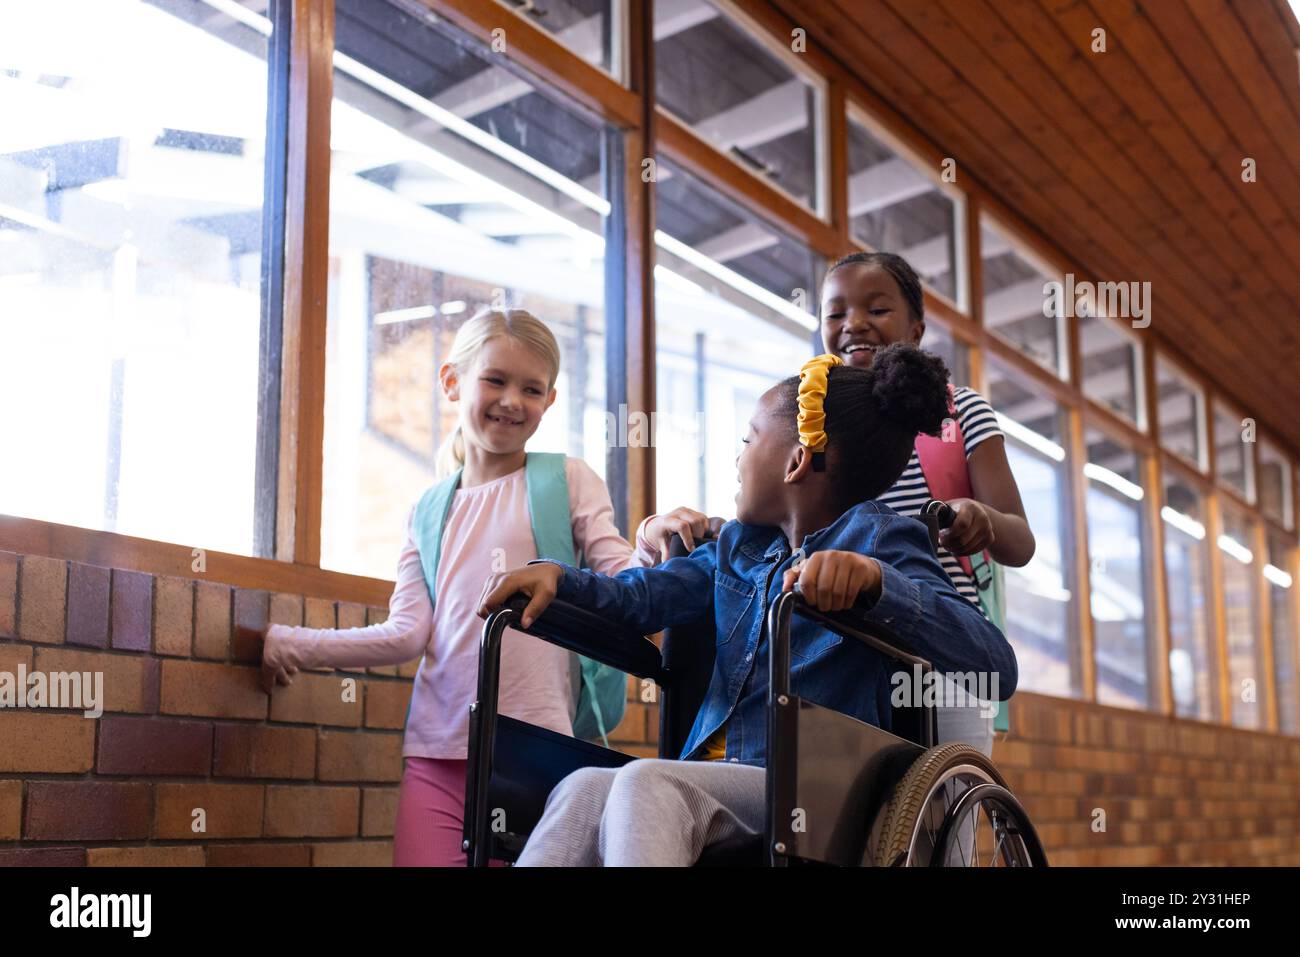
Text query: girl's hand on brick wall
260 624 300 693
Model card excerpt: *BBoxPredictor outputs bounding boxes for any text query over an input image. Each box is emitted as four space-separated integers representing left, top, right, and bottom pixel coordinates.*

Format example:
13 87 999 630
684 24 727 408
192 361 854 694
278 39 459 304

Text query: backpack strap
914 385 980 580
411 468 464 611
524 452 577 565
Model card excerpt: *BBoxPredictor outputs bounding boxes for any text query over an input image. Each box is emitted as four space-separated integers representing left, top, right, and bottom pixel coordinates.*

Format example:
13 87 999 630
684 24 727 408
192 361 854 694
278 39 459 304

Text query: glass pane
1213 402 1253 502
1083 432 1148 708
919 321 969 388
981 217 1063 376
1155 355 1202 467
0 0 276 555
1219 508 1262 728
846 108 959 304
985 360 1077 697
1162 471 1215 721
654 0 820 211
494 0 614 76
322 3 611 578
1079 315 1140 426
1266 535 1297 734
1259 440 1291 528
654 160 817 518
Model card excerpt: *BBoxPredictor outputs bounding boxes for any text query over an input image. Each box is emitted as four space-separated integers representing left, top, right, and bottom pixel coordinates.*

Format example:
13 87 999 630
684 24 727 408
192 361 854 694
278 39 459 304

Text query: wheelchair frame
463 585 976 867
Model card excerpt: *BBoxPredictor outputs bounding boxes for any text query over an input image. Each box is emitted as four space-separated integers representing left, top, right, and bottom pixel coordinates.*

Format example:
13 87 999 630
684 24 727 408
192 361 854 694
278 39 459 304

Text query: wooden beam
1254 516 1278 732
1068 404 1097 702
0 514 392 606
277 0 333 566
428 0 641 129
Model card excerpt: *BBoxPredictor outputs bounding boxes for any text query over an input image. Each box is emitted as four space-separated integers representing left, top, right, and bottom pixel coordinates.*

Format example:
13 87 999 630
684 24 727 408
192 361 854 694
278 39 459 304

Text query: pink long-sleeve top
264 458 657 760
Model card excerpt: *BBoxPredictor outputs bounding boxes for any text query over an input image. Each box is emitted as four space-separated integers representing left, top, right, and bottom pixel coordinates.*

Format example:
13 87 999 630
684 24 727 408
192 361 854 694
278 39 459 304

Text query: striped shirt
877 385 1003 606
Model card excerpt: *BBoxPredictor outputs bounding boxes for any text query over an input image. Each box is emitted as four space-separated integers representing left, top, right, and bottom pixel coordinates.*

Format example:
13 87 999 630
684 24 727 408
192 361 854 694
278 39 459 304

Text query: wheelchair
463 514 1048 867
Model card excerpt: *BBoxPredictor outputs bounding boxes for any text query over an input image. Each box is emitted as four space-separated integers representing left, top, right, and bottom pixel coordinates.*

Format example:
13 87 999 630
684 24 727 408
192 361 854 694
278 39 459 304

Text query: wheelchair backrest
656 535 718 759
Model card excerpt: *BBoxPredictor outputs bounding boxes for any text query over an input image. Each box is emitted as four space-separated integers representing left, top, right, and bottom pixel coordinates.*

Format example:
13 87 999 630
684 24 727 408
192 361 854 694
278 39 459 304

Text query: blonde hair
435 308 562 477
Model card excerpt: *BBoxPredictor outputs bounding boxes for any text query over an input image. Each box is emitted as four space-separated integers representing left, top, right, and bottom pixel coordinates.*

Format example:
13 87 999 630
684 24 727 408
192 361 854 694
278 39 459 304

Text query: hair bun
867 343 951 437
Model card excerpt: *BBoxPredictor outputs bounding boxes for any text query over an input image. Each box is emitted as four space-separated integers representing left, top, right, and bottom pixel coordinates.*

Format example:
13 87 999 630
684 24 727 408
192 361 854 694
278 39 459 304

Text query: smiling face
820 262 924 370
734 385 800 526
441 335 556 456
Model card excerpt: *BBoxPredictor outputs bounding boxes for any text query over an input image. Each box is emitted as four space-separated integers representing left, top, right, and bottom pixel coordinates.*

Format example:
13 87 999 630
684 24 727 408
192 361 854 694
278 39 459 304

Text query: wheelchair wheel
873 743 1047 867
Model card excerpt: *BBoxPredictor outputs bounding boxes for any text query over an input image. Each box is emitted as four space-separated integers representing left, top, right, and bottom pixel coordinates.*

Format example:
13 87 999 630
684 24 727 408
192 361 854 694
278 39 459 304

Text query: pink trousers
392 756 506 867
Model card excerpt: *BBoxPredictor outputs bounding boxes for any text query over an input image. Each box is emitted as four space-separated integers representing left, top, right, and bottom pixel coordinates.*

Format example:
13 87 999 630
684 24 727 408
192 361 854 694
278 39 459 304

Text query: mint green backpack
410 452 626 746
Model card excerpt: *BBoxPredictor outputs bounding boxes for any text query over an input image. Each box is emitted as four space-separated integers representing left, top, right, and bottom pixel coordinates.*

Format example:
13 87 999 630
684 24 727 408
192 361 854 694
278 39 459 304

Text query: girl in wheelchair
478 344 1018 866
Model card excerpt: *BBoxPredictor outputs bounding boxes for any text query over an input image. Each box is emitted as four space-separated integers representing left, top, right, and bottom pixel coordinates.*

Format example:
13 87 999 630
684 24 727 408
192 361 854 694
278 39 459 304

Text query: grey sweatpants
515 758 767 867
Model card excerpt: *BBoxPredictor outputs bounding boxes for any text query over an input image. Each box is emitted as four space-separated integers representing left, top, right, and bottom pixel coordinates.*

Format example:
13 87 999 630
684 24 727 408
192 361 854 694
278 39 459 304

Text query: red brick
160 660 266 719
304 598 335 630
34 646 159 714
19 555 66 644
0 780 20 840
66 562 110 648
362 787 398 837
611 702 650 744
232 588 269 664
397 655 422 679
111 569 152 652
154 576 193 657
269 671 362 727
265 785 360 838
0 552 16 638
194 580 231 660
97 716 213 775
25 781 151 840
318 730 403 783
0 712 95 772
269 593 303 628
88 846 205 867
364 680 412 729
312 841 393 866
207 843 312 867
154 783 264 839
0 639 33 675
0 847 86 866
213 724 316 779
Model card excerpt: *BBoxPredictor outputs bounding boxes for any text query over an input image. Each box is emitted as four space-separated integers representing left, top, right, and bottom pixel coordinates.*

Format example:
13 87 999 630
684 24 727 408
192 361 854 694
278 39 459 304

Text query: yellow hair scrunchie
796 353 843 470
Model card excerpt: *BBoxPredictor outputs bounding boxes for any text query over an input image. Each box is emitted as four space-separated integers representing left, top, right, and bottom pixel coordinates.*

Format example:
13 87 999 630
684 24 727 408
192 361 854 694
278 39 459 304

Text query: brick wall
4 547 1298 866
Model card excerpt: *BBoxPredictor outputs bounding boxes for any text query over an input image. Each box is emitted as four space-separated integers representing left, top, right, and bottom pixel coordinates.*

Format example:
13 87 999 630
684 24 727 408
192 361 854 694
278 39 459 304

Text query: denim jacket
540 500 1018 766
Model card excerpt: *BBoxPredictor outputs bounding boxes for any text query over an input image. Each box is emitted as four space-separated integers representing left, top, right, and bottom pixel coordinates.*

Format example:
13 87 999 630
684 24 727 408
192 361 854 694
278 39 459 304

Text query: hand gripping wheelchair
464 511 1047 867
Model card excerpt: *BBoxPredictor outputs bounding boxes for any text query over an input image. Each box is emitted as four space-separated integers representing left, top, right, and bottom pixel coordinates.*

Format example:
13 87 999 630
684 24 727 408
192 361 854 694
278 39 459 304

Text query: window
985 359 1078 697
920 321 970 389
980 216 1064 377
1162 470 1216 721
1079 315 1142 427
1219 507 1263 729
1084 431 1149 709
846 104 962 307
320 2 615 578
1259 440 1291 529
654 158 818 518
1155 355 1204 469
1213 401 1254 503
1266 535 1297 735
654 0 823 213
494 0 620 78
0 0 282 556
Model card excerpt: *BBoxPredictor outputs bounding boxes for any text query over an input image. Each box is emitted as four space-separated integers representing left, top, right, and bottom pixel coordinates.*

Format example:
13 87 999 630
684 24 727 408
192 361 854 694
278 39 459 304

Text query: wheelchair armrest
788 585 933 672
499 594 667 681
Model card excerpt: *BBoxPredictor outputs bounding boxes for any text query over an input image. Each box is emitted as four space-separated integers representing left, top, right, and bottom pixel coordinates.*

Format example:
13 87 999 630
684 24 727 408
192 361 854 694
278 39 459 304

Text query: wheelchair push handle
920 499 956 556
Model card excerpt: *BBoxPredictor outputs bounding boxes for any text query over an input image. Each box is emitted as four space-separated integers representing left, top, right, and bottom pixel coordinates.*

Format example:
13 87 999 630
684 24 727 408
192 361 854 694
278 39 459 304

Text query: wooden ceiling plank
938 0 1285 357
792 0 1288 447
819 0 1264 390
997 0 1299 358
1087 0 1300 309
